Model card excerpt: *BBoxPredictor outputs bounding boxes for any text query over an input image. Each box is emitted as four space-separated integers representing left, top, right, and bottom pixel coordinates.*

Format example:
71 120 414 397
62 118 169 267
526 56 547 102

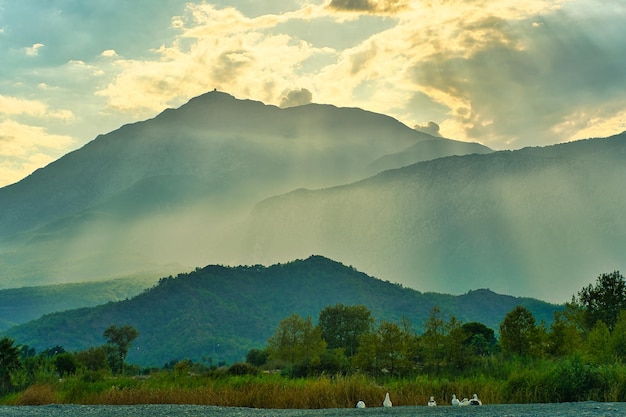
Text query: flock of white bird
356 392 482 408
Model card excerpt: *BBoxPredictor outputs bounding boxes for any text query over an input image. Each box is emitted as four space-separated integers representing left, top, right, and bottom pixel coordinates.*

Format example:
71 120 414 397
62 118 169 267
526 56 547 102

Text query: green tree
575 271 626 331
546 310 582 356
444 316 467 370
462 322 497 356
246 348 269 367
266 314 326 369
104 324 139 374
318 304 373 357
610 310 626 360
76 346 110 372
353 320 415 376
585 320 612 364
55 352 78 377
0 337 21 393
499 305 539 357
422 306 446 371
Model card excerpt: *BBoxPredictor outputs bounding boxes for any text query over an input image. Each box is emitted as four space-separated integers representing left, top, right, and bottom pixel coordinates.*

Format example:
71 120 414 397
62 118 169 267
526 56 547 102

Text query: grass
6 357 626 407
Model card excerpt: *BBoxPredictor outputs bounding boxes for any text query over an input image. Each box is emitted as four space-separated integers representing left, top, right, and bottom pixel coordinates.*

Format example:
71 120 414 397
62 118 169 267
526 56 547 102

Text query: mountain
0 91 490 289
2 256 559 367
0 275 158 332
239 132 626 303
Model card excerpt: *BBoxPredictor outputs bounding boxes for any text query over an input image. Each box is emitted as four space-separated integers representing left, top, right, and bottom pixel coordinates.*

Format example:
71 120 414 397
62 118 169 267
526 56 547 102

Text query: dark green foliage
227 362 259 376
549 356 606 402
246 349 268 367
462 322 497 356
54 352 78 377
0 337 21 392
574 271 626 331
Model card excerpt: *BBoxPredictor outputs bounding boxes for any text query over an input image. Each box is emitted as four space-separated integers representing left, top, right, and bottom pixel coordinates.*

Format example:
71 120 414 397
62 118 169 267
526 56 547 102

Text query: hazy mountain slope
0 275 158 332
239 133 626 303
368 138 491 173
0 91 489 288
2 256 558 367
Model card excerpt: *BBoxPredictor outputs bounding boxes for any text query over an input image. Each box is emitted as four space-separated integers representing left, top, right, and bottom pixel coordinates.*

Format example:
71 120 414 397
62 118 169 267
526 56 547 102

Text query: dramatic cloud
280 88 313 108
0 0 625 186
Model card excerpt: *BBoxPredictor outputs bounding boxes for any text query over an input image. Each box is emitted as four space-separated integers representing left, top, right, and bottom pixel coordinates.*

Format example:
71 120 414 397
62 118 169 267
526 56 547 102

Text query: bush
228 363 259 376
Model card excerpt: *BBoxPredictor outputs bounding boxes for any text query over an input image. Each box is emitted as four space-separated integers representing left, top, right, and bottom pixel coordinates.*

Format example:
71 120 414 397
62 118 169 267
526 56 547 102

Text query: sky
1 0 626 187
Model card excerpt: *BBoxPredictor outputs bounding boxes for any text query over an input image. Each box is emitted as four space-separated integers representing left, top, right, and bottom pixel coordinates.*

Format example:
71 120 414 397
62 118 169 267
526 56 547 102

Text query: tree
546 310 582 357
55 352 78 377
462 322 497 356
585 320 612 364
499 306 539 357
246 348 269 367
353 319 416 376
318 304 373 357
422 306 446 370
574 271 626 331
76 346 110 372
0 337 21 393
104 324 139 374
266 314 326 370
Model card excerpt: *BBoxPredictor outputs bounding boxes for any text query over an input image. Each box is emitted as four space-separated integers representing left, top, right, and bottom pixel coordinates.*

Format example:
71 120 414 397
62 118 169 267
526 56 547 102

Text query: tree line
249 271 626 378
2 271 626 398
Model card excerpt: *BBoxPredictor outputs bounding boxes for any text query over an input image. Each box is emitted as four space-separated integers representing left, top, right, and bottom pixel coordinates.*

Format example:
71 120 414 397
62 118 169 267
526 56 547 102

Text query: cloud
101 49 118 58
406 3 626 148
24 43 44 56
414 121 441 137
0 95 74 120
95 4 332 114
280 88 313 108
327 0 410 14
0 119 75 186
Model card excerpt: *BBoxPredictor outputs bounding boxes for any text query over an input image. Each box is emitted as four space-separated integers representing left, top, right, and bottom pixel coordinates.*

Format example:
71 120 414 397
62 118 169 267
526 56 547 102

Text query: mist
2 92 623 305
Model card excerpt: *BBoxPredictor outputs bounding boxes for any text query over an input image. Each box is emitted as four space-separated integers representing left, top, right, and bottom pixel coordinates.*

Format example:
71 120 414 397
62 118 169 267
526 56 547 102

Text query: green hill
0 274 160 331
2 256 560 367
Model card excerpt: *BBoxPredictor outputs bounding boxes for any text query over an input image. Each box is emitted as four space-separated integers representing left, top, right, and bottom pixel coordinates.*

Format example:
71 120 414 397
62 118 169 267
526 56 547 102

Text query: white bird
356 400 366 408
469 393 482 406
451 394 460 406
460 397 470 406
383 392 392 407
428 396 437 406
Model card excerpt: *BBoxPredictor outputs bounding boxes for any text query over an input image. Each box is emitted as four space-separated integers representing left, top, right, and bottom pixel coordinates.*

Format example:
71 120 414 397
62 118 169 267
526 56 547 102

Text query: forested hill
3 256 559 367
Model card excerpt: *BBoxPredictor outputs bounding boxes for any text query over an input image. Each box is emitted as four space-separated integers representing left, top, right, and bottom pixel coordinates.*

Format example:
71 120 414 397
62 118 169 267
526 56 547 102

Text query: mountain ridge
0 91 491 289
240 132 626 303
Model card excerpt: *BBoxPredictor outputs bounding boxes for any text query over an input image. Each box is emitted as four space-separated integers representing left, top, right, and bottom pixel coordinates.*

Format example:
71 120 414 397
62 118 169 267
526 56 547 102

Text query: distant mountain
239 132 626 303
0 91 489 288
2 256 559 367
0 275 158 332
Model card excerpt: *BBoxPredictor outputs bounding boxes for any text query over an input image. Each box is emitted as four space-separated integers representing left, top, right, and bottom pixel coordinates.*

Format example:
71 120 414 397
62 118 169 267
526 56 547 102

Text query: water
1 402 624 417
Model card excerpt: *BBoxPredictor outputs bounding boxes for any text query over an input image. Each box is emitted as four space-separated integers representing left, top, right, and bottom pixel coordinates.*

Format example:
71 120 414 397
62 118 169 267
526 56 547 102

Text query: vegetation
2 256 558 366
2 270 626 407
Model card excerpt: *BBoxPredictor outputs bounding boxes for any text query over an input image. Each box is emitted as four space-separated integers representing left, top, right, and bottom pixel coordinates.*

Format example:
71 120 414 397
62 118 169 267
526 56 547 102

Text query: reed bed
8 363 626 407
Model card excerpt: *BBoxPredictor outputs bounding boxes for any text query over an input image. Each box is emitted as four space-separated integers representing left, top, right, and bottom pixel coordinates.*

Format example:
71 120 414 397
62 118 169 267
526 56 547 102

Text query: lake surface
1 402 624 417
